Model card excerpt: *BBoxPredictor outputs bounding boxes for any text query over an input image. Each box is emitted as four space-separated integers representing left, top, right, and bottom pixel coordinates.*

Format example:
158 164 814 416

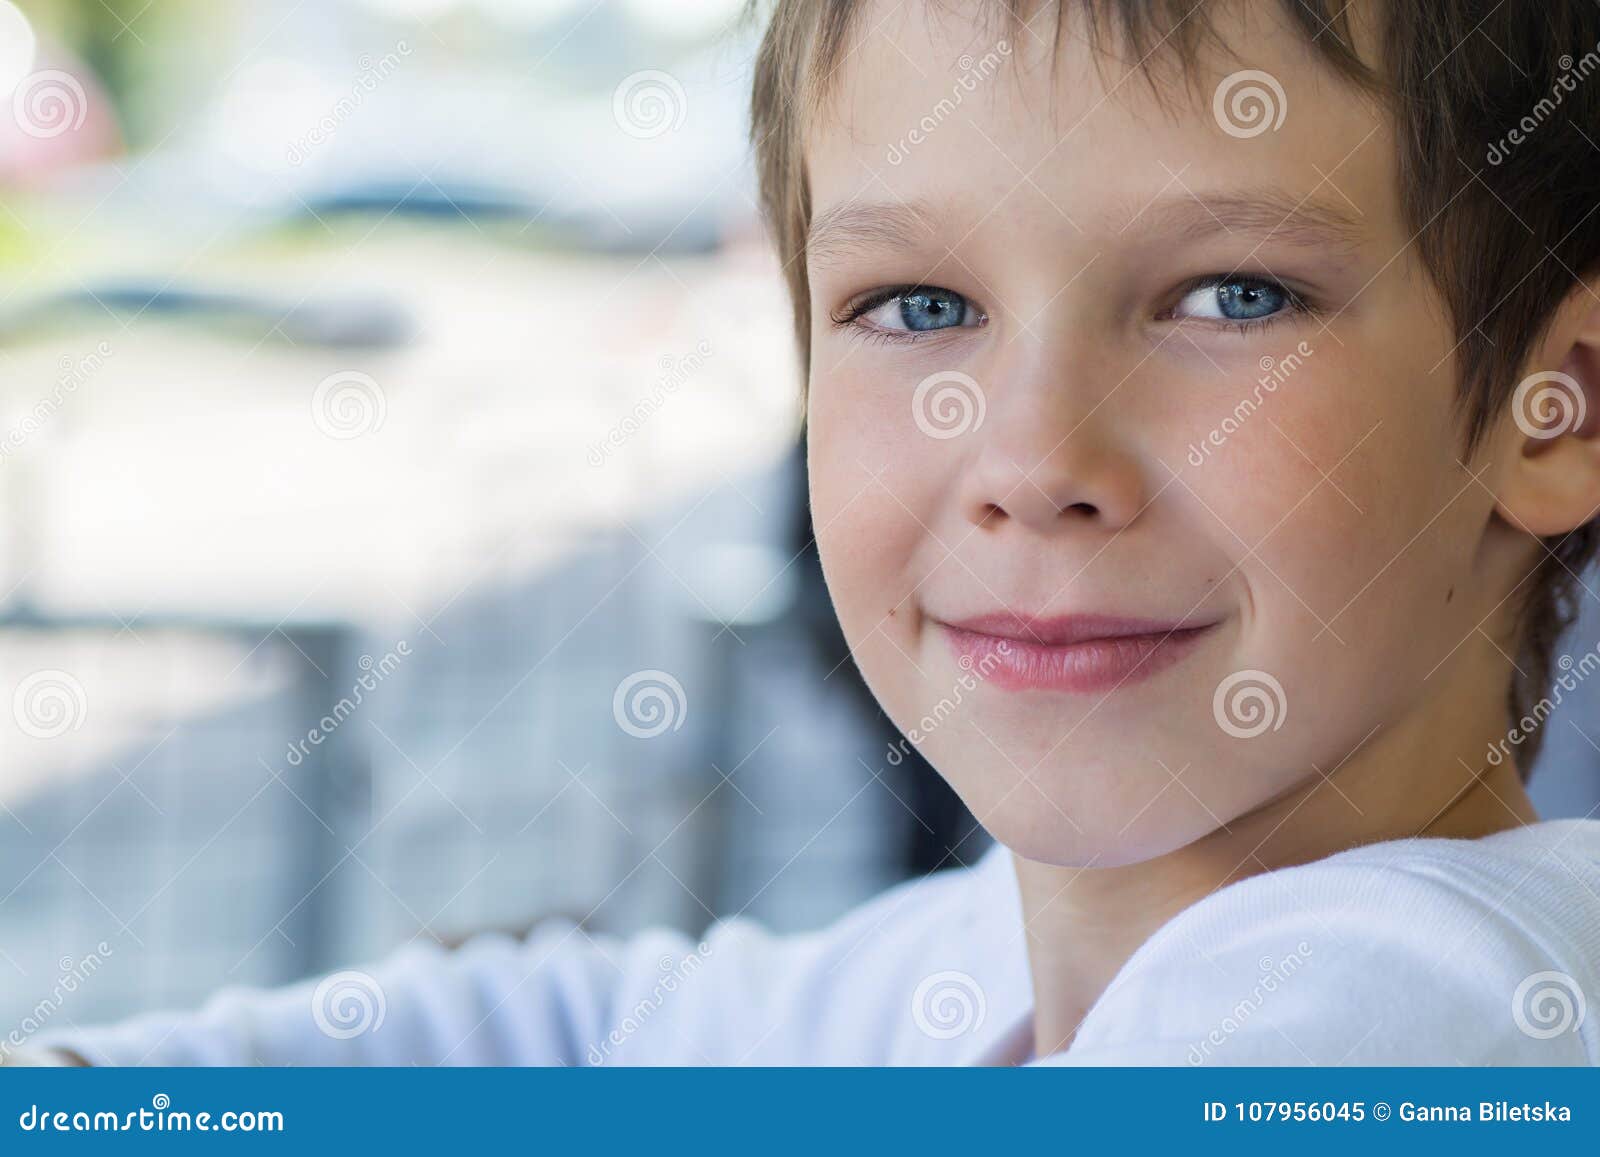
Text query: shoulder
1055 820 1600 1066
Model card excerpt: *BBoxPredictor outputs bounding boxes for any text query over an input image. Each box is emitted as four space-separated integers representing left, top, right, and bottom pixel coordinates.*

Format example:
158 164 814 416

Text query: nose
956 352 1150 534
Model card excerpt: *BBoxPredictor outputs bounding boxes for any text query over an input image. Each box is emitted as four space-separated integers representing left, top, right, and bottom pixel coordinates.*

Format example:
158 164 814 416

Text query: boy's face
804 2 1518 866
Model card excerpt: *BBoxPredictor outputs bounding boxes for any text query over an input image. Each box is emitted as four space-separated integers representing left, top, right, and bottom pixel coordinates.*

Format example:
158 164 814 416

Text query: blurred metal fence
0 452 983 1037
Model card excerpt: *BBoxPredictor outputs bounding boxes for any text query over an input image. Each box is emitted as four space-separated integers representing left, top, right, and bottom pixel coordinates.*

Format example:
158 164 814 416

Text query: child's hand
0 1048 85 1066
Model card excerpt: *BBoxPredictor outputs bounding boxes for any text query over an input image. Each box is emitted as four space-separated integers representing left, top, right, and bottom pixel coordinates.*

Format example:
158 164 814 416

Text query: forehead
802 0 1394 248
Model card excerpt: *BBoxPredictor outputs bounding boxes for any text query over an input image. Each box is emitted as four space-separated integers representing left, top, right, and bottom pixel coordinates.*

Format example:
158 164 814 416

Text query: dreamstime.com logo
1485 636 1600 768
1487 39 1600 165
612 70 686 139
1189 940 1313 1064
885 39 1013 164
12 670 87 739
17 1094 283 1134
588 340 713 467
11 68 87 138
283 642 411 768
586 941 714 1065
0 340 112 463
1 942 113 1061
286 40 412 166
1511 970 1586 1040
912 370 986 439
1212 669 1287 739
312 370 387 439
911 970 987 1040
1212 70 1287 138
311 970 387 1040
886 643 1012 766
1187 341 1314 466
612 669 687 739
1511 370 1585 440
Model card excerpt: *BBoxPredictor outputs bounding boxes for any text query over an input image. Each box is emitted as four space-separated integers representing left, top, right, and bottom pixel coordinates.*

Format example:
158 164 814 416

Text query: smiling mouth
935 612 1220 694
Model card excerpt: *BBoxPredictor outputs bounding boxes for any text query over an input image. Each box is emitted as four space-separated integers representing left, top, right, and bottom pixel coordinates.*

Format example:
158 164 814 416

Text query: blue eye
1171 276 1299 326
899 288 969 331
841 285 985 338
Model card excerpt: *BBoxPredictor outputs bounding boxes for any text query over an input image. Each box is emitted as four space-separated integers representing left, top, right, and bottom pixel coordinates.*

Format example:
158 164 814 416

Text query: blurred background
0 0 1594 1044
0 0 985 1040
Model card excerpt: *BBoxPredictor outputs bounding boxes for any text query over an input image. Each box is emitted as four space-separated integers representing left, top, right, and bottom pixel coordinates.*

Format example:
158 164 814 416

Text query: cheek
809 465 929 732
1186 353 1481 696
807 369 929 627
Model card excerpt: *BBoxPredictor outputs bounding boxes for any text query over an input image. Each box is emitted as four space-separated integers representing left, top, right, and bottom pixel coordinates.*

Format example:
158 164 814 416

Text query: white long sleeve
37 849 1032 1066
36 820 1600 1067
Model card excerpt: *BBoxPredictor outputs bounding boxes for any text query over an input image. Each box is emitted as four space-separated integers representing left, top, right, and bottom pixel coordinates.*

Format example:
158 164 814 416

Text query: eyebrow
804 188 1367 267
1119 189 1367 256
806 198 945 268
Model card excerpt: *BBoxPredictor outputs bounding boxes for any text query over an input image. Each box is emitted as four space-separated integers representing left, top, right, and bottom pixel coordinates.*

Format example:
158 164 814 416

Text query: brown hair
747 0 1600 776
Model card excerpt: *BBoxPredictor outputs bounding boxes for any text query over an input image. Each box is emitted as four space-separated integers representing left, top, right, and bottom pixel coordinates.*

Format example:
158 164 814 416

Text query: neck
1013 702 1539 1060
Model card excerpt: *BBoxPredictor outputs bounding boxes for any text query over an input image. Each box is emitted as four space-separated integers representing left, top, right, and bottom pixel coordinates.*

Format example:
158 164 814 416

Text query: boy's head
750 0 1600 866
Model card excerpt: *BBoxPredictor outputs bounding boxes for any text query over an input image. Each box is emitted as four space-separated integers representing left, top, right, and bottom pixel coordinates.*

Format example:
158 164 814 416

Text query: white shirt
41 819 1600 1066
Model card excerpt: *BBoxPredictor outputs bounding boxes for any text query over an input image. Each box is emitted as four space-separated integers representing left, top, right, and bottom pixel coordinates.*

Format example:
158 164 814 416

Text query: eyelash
1161 273 1315 338
830 275 1316 345
829 285 981 346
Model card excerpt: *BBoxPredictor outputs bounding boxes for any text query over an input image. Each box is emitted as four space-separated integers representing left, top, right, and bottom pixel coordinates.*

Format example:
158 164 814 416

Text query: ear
1493 281 1600 539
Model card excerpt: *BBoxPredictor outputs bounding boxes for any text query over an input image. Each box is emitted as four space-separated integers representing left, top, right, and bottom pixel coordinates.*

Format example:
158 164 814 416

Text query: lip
935 612 1219 694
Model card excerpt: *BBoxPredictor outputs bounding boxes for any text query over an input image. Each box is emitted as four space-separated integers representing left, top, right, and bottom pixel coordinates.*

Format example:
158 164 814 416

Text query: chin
981 811 1204 869
933 752 1232 869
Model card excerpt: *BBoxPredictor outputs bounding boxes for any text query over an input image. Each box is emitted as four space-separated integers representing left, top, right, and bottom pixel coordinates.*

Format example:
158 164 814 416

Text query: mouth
934 612 1220 694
